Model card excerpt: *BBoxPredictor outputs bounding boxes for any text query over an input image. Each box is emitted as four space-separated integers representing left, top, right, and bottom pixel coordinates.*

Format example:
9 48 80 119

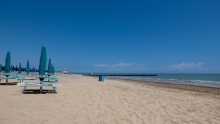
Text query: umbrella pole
48 75 50 82
39 78 44 93
40 86 42 93
39 77 44 83
5 75 9 85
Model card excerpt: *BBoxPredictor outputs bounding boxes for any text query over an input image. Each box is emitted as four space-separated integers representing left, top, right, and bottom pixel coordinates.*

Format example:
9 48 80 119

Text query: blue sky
0 0 219 73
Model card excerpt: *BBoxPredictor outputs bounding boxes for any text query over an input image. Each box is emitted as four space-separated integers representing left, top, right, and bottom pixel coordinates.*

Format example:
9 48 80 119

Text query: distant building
63 68 67 74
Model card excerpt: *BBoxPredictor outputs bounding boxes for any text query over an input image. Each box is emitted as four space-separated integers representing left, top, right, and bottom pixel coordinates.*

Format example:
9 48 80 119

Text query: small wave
132 78 144 80
145 78 152 79
121 77 130 79
169 79 177 80
191 80 202 82
200 81 214 83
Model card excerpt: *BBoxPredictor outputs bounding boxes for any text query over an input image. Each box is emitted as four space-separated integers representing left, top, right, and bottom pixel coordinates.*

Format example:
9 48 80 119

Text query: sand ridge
0 74 220 124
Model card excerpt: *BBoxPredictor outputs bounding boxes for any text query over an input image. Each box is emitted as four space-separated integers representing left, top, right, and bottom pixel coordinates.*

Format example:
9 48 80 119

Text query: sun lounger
24 75 37 80
0 76 3 82
44 77 59 82
16 77 25 83
17 82 60 94
17 45 61 94
0 75 25 84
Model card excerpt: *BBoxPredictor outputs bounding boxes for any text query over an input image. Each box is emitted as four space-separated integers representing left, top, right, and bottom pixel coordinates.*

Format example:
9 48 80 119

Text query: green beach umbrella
38 45 47 76
47 59 52 75
53 65 55 74
26 60 30 74
18 63 21 73
0 64 2 72
51 64 54 74
51 65 54 74
4 51 11 73
32 66 35 72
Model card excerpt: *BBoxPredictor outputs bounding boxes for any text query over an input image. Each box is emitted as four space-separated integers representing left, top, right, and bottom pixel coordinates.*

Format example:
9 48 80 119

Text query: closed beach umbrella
4 52 11 84
32 66 35 72
12 66 15 71
38 45 47 76
47 59 52 75
10 65 12 72
15 66 18 71
0 64 2 72
4 51 11 73
51 65 54 74
18 63 21 73
53 66 55 74
26 60 30 74
52 65 55 74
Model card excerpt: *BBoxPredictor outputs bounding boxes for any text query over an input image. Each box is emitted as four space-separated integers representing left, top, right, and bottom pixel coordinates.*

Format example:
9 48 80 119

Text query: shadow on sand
0 82 17 85
20 89 57 94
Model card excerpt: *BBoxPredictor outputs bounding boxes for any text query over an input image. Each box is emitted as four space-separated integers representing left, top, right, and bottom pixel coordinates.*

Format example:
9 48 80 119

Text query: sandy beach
0 74 220 124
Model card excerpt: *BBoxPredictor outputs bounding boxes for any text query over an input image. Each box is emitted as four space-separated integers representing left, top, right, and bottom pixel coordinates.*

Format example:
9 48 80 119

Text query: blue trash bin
99 75 104 82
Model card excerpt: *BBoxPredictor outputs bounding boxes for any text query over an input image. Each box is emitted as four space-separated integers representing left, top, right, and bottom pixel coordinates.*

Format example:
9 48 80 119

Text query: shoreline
66 73 220 88
67 74 220 96
105 77 220 97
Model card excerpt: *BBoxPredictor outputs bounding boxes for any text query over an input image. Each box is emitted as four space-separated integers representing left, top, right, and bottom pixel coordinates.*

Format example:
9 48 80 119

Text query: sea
70 73 220 88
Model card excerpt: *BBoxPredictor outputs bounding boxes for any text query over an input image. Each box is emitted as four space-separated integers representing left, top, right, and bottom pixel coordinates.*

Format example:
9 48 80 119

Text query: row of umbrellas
0 64 55 73
0 64 38 72
0 45 55 76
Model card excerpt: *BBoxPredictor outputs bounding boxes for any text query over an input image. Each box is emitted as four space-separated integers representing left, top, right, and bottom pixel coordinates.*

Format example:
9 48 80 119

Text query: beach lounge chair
15 75 26 83
17 45 61 94
17 82 60 94
44 77 59 82
0 75 25 84
24 75 37 80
